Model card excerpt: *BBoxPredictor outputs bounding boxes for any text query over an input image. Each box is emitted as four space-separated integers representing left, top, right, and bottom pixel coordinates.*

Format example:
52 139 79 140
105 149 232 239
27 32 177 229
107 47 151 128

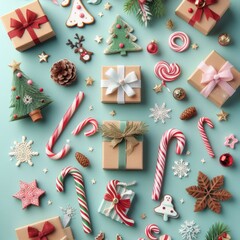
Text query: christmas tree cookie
104 15 142 56
154 194 179 221
9 60 52 122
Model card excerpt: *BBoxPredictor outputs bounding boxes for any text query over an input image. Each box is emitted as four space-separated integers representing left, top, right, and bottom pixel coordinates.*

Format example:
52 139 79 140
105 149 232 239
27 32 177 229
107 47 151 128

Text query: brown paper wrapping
101 66 141 103
175 0 230 35
15 216 74 240
188 50 240 107
1 0 55 51
102 121 143 170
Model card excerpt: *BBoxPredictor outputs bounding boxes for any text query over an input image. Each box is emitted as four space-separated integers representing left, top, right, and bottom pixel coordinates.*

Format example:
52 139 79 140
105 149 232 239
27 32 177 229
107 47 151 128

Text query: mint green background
0 0 240 239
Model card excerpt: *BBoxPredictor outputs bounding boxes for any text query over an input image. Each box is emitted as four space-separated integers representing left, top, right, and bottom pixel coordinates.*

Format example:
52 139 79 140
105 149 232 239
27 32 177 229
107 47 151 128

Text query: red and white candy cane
56 166 92 234
72 117 98 136
198 117 215 158
145 224 160 240
152 128 186 201
46 91 84 160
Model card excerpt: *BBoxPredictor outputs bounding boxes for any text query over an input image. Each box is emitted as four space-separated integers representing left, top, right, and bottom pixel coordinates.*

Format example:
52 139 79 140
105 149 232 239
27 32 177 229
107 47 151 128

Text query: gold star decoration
88 147 94 152
166 19 174 29
153 84 162 93
98 12 104 17
95 35 103 44
191 43 199 50
217 110 229 121
9 60 21 72
85 76 94 86
38 51 50 63
140 213 146 219
110 110 116 116
104 2 112 10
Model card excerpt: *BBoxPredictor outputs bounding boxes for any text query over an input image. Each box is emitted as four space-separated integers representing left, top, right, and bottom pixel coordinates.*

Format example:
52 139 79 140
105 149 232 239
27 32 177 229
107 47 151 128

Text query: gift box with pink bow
188 50 240 108
15 216 74 240
101 65 141 104
175 0 230 35
1 0 55 51
98 180 136 226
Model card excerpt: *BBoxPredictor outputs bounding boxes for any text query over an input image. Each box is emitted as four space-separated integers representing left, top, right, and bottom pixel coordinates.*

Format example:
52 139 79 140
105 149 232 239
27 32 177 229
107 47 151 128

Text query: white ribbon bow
101 65 141 104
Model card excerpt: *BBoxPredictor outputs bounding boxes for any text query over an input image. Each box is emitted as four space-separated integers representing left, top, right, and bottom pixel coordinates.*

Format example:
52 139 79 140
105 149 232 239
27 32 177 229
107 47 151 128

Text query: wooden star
191 43 199 50
89 105 94 111
217 110 229 121
180 198 185 204
140 213 146 219
98 12 104 17
85 76 94 86
95 35 103 44
110 110 116 116
91 179 96 184
153 84 162 93
47 200 53 205
9 60 21 72
38 51 50 62
104 2 112 10
43 168 48 174
88 147 94 152
201 158 206 164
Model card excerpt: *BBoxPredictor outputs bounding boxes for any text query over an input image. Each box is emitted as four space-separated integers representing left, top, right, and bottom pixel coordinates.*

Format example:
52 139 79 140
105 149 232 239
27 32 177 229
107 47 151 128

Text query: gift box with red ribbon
15 216 74 240
175 0 230 35
98 180 135 226
188 50 240 107
1 0 55 51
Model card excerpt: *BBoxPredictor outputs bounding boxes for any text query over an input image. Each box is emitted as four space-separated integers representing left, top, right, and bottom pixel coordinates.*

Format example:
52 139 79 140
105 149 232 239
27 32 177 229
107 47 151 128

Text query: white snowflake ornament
172 159 190 179
149 103 171 123
179 220 200 240
9 136 39 167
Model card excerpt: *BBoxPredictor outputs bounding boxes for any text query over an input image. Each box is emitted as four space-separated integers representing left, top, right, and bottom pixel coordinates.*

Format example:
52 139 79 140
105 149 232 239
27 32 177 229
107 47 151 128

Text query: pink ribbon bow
198 61 235 98
28 221 55 240
104 180 134 227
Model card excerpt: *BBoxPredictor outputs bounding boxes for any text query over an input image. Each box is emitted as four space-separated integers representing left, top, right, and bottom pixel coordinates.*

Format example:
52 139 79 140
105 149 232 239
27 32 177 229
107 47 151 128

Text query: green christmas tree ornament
104 15 142 56
9 60 52 122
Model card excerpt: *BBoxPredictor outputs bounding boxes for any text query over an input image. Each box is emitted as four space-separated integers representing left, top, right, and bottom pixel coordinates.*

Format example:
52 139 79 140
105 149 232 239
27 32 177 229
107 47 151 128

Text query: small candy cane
152 128 186 201
198 117 215 158
72 117 98 136
46 92 84 160
56 166 92 234
145 224 160 240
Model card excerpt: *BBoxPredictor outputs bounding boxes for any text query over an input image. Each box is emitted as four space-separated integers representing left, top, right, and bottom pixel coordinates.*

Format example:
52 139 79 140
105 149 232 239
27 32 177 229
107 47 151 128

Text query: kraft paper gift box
175 0 230 35
188 50 240 108
1 0 55 51
15 216 74 240
101 65 141 104
98 180 135 226
101 120 146 170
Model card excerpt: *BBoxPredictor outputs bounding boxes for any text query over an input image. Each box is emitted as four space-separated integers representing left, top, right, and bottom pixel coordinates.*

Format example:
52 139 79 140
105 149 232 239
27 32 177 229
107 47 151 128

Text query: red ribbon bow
8 8 49 44
188 0 220 26
28 221 55 240
104 180 134 227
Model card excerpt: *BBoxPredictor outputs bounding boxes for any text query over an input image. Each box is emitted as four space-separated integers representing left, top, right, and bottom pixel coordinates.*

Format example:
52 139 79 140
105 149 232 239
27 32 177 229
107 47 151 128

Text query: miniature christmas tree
61 0 95 28
154 194 179 221
104 15 142 56
9 60 52 122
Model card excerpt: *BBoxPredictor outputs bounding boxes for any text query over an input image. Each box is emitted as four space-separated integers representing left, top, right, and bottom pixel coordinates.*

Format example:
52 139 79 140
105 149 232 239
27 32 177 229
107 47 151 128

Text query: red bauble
219 153 233 167
147 41 159 55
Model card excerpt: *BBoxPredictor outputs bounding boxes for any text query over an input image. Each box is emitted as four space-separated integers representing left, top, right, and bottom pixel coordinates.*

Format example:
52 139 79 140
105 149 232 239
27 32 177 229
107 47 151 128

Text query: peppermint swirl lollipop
154 61 181 83
169 31 190 53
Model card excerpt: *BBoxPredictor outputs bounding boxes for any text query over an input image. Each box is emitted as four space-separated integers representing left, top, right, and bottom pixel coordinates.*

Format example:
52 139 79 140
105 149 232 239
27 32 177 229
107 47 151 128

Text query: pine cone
180 106 197 120
50 59 77 86
75 152 90 167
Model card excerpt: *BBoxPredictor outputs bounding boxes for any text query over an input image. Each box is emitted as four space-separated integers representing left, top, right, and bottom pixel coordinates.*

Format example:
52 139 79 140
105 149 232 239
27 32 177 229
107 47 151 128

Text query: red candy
188 8 194 13
76 5 81 9
116 24 121 29
119 43 124 48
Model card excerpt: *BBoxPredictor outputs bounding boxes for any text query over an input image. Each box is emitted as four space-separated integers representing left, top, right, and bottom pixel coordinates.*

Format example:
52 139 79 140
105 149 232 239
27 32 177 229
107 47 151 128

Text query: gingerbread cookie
61 0 94 28
154 195 179 221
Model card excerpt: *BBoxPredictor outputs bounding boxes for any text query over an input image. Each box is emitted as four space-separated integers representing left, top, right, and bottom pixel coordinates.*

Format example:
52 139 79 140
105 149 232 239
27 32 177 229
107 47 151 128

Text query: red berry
16 96 20 100
119 43 124 48
39 88 44 92
188 8 194 13
13 114 18 119
116 24 121 29
222 232 227 237
218 237 222 240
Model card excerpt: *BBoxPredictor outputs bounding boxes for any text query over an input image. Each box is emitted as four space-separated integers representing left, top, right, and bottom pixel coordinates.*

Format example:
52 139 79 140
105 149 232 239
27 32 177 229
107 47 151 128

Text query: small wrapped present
1 0 55 51
101 65 141 104
188 50 240 107
15 216 74 240
101 121 147 170
98 180 136 226
175 0 230 35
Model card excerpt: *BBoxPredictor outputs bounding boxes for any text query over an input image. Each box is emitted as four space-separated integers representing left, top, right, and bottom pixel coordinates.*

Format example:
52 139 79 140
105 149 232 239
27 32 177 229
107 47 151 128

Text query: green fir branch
205 222 230 240
123 0 139 14
150 0 165 17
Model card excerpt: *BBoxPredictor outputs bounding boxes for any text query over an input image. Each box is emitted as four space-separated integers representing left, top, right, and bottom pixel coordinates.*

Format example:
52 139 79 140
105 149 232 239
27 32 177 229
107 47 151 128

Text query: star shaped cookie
13 180 45 209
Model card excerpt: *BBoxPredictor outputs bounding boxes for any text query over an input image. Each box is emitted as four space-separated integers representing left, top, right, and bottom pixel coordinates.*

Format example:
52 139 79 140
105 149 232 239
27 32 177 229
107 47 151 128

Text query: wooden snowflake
186 171 232 214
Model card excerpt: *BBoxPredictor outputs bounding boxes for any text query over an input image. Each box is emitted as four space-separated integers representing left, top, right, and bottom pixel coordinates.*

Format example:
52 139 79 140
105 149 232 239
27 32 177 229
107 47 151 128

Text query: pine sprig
150 0 165 17
205 222 230 240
